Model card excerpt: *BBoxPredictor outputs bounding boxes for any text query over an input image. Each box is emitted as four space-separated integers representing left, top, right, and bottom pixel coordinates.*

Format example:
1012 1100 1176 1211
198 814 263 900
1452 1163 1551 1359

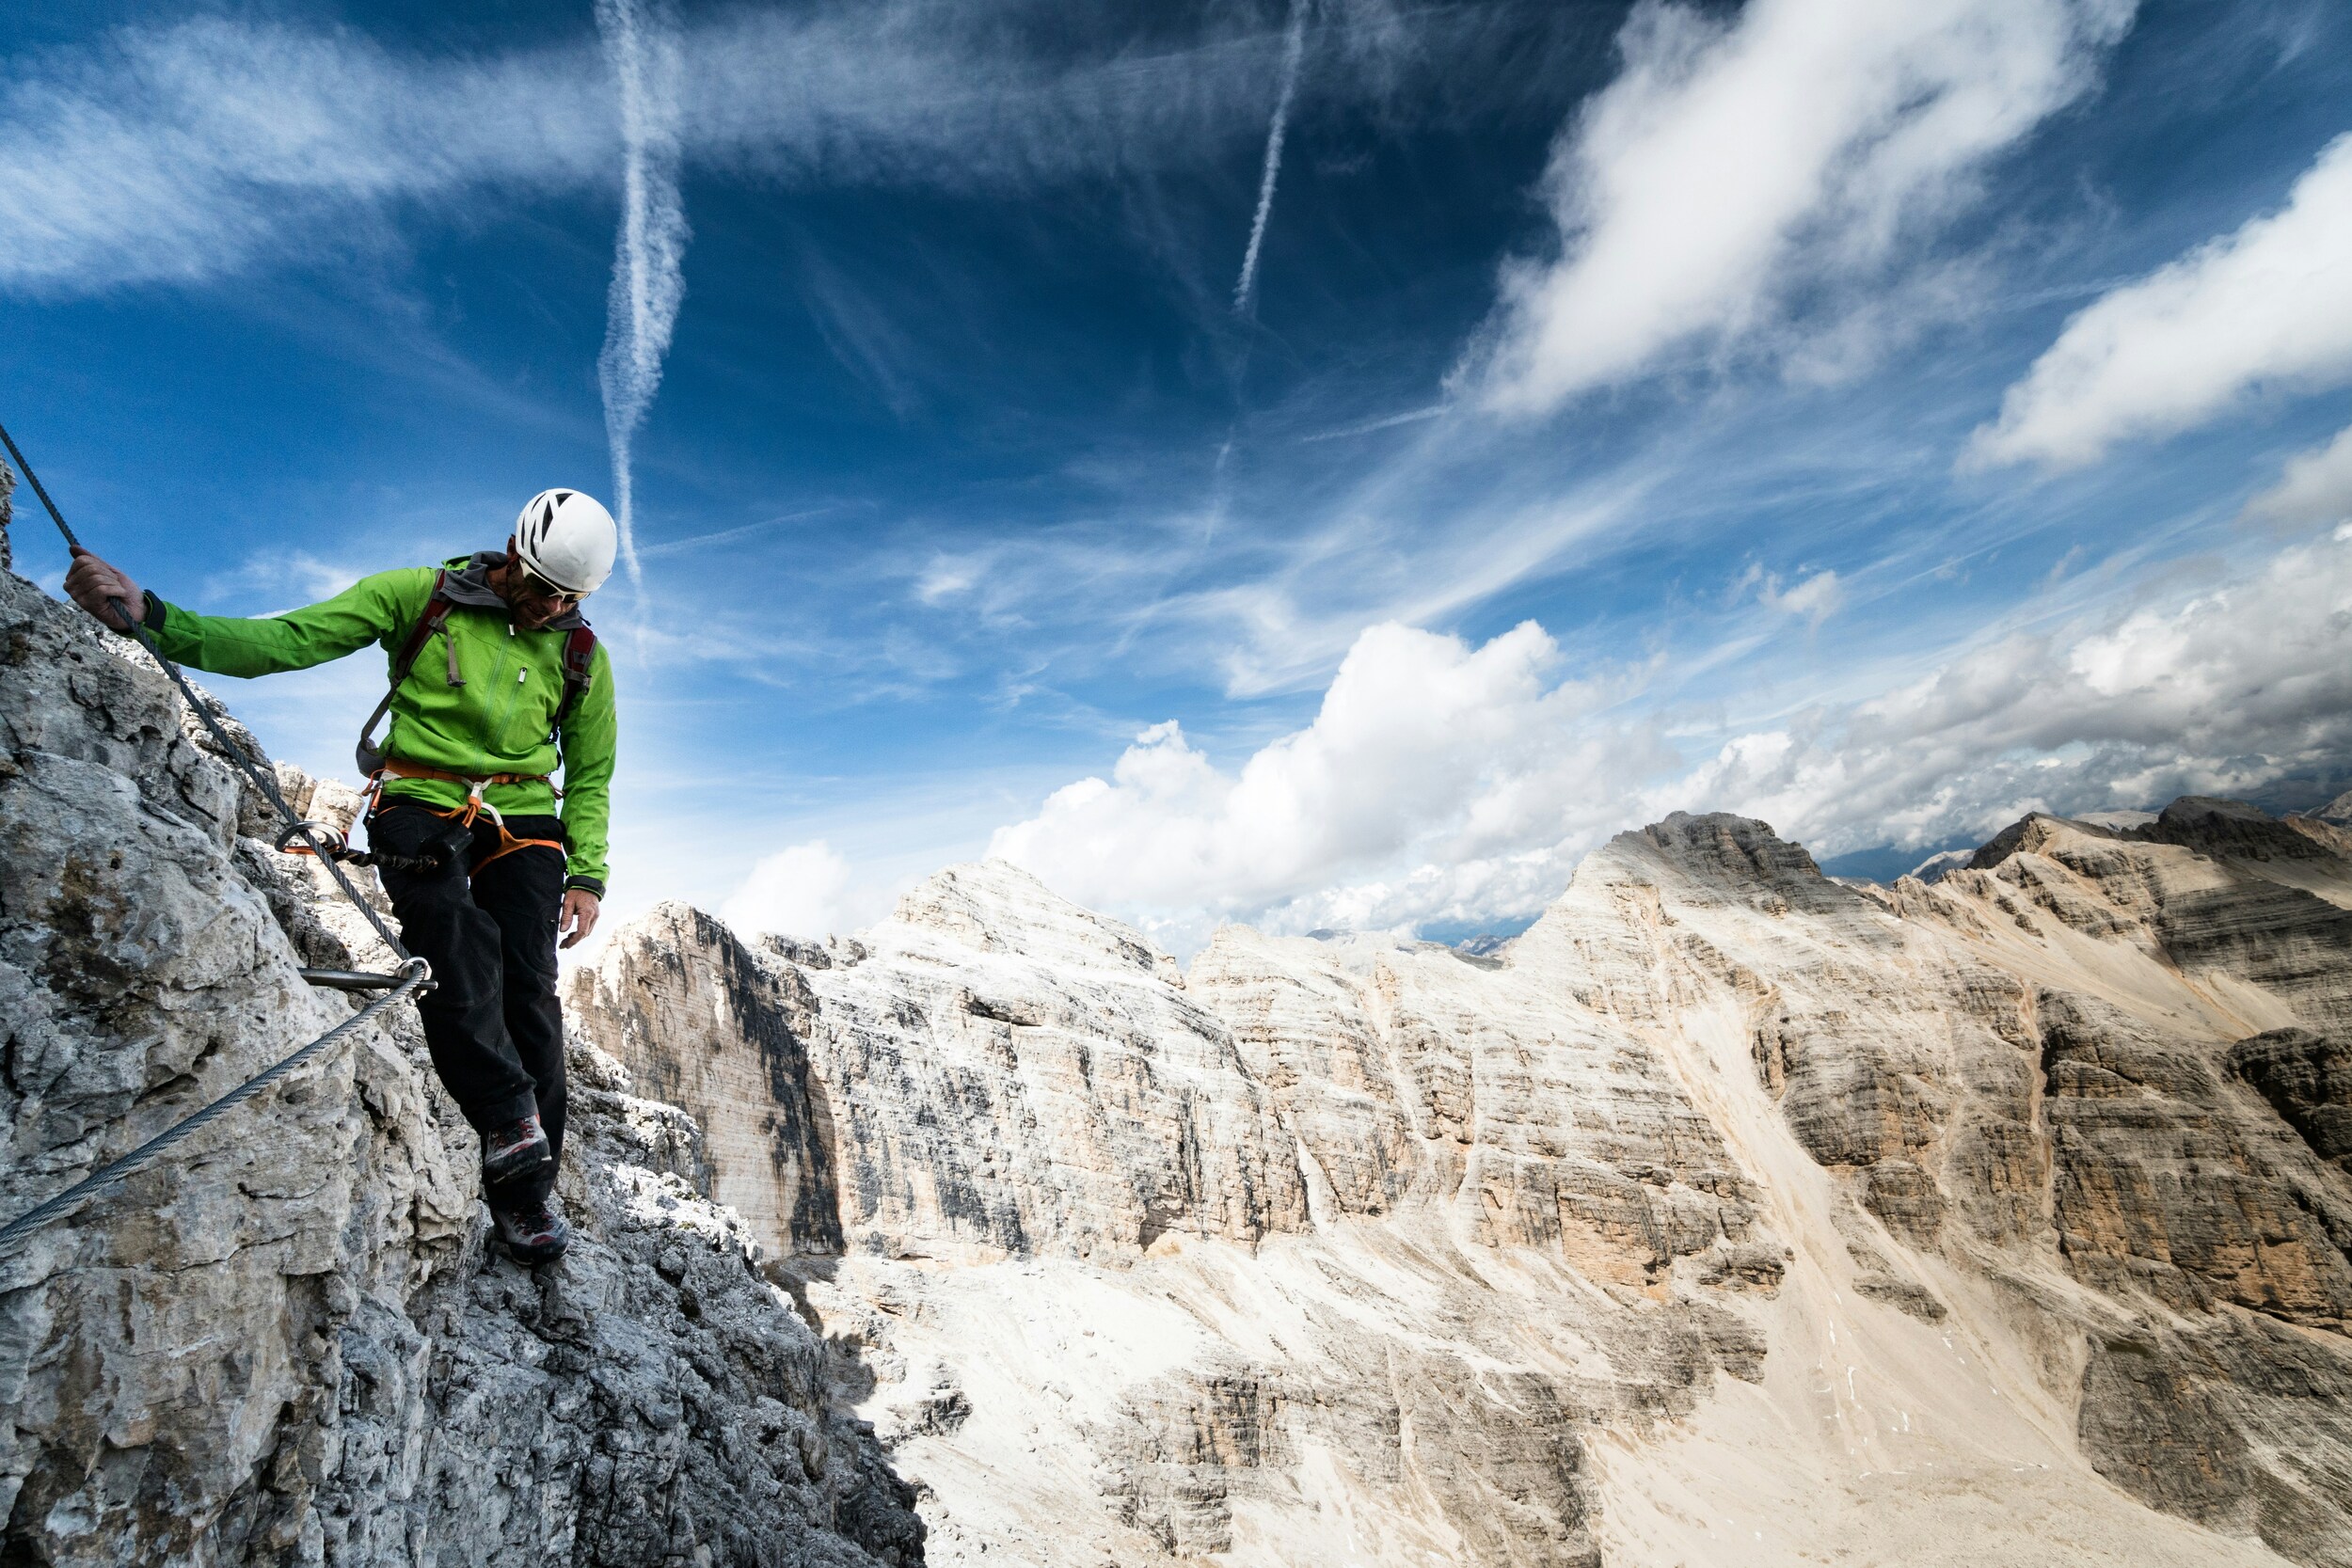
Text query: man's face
501 536 584 630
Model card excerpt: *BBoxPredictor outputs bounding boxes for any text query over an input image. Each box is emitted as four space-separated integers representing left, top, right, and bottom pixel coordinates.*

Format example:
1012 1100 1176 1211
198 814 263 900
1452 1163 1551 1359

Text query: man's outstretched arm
66 548 431 677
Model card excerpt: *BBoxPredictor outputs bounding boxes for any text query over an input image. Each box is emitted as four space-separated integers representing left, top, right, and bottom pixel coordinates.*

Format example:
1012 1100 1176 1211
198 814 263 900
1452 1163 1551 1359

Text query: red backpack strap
356 571 454 775
392 572 456 680
550 624 597 736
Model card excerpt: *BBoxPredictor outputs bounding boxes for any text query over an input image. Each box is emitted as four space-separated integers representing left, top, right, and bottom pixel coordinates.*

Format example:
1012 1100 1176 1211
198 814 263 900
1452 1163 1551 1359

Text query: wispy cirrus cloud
1461 0 2137 414
1232 0 1310 314
595 0 689 590
0 19 606 293
0 3 1578 299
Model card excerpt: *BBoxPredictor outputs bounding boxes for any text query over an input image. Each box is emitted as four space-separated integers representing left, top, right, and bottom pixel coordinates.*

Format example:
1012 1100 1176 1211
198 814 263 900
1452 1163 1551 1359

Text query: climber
61 490 621 1267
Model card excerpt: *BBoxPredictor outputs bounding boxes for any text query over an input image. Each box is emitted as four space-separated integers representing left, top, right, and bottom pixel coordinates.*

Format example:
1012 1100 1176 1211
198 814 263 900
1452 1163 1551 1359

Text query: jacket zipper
486 624 539 756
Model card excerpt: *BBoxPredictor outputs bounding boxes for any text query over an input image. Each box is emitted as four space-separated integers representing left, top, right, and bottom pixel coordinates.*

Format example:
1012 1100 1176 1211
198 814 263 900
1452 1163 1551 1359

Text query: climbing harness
341 576 594 879
366 758 569 877
0 418 433 1252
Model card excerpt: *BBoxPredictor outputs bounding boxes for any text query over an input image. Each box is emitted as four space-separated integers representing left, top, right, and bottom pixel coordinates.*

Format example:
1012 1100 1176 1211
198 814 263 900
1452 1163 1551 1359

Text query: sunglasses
512 568 584 607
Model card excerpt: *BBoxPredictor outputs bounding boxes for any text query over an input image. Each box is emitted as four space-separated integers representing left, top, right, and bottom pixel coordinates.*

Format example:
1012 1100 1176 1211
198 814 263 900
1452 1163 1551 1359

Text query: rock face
0 506 922 1563
571 804 2352 1567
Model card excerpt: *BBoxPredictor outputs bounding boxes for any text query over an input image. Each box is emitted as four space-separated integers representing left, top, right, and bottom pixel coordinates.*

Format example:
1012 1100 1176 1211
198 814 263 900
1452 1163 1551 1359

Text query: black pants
369 800 567 1205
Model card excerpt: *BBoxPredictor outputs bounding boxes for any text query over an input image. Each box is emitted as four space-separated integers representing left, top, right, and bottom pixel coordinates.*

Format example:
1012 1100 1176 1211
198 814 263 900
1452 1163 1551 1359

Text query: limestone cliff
0 503 923 1564
572 810 2352 1567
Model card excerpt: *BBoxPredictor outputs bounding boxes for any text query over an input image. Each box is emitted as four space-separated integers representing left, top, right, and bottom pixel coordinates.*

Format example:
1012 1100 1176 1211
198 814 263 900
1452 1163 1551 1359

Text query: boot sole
501 1237 569 1266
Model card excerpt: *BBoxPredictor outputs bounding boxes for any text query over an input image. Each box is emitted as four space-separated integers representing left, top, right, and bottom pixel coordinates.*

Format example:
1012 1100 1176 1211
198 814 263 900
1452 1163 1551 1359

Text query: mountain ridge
568 800 2352 1565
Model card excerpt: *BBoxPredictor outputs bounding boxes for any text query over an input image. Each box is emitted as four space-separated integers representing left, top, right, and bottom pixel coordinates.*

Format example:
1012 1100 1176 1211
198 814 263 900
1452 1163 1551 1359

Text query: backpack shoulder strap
392 571 456 678
356 571 454 775
550 625 598 736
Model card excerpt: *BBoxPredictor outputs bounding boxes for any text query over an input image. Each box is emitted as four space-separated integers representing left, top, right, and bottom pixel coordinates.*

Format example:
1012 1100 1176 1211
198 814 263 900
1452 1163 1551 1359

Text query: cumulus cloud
1740 564 1845 626
990 528 2352 942
1465 0 2135 414
1972 133 2352 468
1678 527 2352 854
986 620 1665 926
720 839 853 940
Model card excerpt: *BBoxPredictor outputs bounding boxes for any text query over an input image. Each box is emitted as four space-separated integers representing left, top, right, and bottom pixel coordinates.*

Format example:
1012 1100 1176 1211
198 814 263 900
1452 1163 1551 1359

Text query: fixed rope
0 420 412 962
0 962 428 1254
0 418 433 1251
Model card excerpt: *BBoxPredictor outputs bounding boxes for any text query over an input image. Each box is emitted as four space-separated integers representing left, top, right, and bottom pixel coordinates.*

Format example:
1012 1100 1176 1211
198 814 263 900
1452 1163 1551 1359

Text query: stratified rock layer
0 517 921 1564
575 803 2352 1567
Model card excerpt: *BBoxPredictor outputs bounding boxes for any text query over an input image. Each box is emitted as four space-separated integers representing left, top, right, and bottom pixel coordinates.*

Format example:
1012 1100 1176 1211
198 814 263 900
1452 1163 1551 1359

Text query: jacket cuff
564 875 606 897
111 591 167 638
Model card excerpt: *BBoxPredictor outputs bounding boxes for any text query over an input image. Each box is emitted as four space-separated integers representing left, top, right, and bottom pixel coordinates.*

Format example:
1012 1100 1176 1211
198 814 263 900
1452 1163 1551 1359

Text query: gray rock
0 562 921 1566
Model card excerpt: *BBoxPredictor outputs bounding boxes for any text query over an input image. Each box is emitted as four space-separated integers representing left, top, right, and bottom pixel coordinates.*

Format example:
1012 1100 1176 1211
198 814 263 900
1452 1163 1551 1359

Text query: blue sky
4 0 2351 953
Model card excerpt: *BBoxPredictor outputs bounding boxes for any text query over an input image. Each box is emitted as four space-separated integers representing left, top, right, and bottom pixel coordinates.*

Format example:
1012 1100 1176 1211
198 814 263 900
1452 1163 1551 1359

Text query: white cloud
207 549 371 609
719 839 853 941
0 20 607 293
987 620 1662 922
1679 529 2352 851
1232 0 1310 315
1466 0 2135 413
596 0 690 592
2248 422 2352 526
1753 565 1845 626
989 527 2352 943
1971 133 2352 469
914 555 982 605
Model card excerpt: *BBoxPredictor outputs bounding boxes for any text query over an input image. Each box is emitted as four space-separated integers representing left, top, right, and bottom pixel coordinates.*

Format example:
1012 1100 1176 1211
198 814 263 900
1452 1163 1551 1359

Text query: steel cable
0 962 430 1254
0 418 437 1250
0 419 413 962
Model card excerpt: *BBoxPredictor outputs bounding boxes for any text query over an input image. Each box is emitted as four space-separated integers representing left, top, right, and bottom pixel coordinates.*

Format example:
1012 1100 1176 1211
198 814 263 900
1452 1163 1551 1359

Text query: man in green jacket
64 489 621 1264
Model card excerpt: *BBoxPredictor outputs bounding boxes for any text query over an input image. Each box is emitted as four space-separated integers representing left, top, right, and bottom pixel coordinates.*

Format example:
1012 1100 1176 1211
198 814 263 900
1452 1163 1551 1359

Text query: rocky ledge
0 485 923 1564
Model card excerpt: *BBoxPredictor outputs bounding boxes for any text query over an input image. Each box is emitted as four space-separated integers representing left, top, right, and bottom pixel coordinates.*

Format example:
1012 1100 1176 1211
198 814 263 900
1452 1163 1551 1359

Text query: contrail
595 0 689 591
1232 0 1309 315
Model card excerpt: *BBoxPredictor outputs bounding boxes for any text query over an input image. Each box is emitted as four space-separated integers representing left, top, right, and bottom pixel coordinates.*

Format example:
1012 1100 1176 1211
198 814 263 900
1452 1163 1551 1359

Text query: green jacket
143 555 617 893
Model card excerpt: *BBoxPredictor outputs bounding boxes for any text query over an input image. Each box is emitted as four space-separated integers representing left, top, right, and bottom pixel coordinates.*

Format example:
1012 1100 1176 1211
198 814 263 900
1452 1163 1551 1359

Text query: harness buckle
460 776 505 829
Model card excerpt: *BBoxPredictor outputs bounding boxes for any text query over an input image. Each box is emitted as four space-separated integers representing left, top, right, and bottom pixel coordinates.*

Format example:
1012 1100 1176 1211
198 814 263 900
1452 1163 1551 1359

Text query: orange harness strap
460 821 566 876
370 758 565 878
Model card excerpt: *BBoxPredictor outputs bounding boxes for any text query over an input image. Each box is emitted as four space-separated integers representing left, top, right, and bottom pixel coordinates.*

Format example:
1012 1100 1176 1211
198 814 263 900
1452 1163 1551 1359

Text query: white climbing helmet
511 488 618 596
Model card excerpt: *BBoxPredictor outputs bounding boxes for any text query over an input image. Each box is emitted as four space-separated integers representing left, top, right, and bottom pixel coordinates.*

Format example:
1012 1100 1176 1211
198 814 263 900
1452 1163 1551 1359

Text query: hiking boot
491 1195 570 1265
481 1113 552 1185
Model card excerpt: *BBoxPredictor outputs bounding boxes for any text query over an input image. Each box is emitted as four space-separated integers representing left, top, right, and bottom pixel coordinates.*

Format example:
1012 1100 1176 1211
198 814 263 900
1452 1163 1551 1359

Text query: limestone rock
2231 1028 2352 1174
567 901 844 1258
14 455 2352 1565
576 800 2352 1567
574 863 1311 1264
0 553 921 1566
